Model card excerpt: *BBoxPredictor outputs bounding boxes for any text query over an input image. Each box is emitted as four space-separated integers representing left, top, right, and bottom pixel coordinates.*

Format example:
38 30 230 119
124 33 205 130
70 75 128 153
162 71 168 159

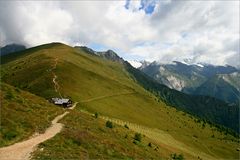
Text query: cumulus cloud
0 0 239 67
0 1 74 46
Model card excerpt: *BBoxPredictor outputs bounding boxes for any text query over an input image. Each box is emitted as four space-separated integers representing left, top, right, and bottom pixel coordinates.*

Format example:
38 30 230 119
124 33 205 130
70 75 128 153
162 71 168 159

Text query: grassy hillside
0 82 63 147
1 43 239 159
124 62 239 133
32 110 180 160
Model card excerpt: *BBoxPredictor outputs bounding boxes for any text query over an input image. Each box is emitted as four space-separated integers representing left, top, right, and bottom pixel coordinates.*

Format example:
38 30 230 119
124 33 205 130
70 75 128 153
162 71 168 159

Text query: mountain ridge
0 44 26 56
140 60 240 105
1 43 238 133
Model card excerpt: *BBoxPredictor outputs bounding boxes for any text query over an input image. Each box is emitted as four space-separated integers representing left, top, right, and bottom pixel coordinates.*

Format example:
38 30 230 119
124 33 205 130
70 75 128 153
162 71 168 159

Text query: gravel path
81 92 135 103
0 102 78 160
52 58 62 98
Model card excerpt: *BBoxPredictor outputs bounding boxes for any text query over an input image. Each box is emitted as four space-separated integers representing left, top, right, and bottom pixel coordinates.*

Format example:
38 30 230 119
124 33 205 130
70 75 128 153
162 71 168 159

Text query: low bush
94 112 99 118
170 153 184 160
5 90 15 100
148 142 152 147
106 121 113 128
4 130 18 141
133 133 141 142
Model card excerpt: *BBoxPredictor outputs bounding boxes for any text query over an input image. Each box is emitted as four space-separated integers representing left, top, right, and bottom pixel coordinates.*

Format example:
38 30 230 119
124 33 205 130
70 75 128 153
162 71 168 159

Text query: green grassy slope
0 83 179 159
0 82 63 147
1 43 239 159
124 62 239 133
32 110 179 160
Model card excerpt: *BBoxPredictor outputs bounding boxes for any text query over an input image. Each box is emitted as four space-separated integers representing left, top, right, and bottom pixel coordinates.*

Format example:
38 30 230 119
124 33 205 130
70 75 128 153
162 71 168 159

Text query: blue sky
125 0 156 14
0 0 239 67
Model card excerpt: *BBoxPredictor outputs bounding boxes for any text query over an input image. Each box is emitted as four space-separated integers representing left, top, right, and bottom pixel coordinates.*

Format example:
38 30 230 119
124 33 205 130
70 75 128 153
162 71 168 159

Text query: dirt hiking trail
0 102 78 160
81 92 135 103
52 58 62 98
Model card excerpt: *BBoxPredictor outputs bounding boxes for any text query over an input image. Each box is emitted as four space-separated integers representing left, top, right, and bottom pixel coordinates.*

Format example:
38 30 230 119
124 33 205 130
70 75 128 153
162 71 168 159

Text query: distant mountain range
73 46 239 132
75 46 125 63
138 60 240 105
2 44 239 105
0 44 26 56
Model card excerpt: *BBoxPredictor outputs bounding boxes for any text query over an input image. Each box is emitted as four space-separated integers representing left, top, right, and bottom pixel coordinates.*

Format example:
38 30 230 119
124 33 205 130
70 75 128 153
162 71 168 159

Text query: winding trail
81 92 136 103
0 102 78 160
52 58 62 98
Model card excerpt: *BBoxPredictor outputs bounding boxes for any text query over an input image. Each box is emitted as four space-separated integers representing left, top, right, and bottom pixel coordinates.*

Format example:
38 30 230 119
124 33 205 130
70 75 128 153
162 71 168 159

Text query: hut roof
52 98 70 105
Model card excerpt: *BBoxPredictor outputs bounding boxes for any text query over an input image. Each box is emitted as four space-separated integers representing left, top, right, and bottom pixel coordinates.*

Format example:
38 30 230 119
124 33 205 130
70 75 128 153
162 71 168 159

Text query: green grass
79 100 239 159
32 110 179 160
124 62 239 133
0 83 64 147
1 43 239 159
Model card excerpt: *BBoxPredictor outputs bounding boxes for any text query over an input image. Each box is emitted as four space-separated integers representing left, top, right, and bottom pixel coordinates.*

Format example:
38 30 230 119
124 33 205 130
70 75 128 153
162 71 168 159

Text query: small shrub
124 124 129 129
171 153 184 160
15 87 21 93
94 112 99 118
193 135 198 138
98 127 105 132
148 142 152 147
4 130 18 140
106 121 113 128
133 139 140 145
5 91 15 100
133 133 142 142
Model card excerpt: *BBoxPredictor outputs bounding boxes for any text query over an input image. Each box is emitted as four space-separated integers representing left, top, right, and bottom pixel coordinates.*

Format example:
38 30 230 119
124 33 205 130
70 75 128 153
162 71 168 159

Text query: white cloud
0 1 74 46
129 1 239 66
0 0 239 67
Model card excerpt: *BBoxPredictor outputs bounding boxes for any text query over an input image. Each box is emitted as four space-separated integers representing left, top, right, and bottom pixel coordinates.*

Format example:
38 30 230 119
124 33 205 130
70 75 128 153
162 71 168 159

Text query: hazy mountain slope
140 61 239 104
0 44 26 56
1 43 239 159
221 72 240 91
140 61 206 91
0 82 63 147
98 50 125 63
194 75 240 105
201 64 238 78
